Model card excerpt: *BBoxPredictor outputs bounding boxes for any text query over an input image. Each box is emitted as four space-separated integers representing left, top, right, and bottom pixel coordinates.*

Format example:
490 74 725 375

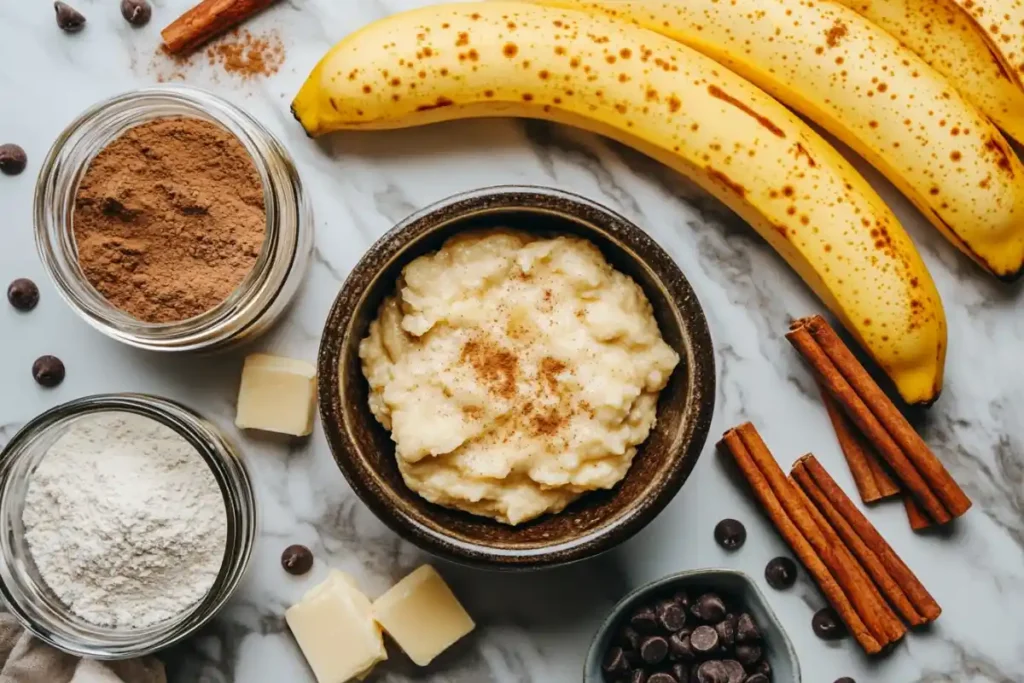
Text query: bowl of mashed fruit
318 186 715 569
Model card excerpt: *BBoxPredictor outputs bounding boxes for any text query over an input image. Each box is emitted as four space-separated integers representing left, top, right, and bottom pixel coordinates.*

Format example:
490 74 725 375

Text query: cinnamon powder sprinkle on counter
207 29 285 78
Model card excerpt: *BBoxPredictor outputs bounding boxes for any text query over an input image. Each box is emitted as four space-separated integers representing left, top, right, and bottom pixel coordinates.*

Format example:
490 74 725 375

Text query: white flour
22 411 228 629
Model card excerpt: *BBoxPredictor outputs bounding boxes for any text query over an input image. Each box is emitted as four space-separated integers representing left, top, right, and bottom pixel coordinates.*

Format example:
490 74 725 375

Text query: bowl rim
583 568 802 682
317 185 715 568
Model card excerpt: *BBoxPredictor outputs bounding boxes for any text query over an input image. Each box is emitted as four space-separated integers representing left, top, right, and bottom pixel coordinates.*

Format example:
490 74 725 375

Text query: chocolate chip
669 629 695 661
32 355 65 387
631 606 660 634
672 663 690 682
721 661 746 683
833 679 855 683
696 661 730 683
689 625 719 654
812 607 846 640
692 594 727 623
280 544 314 575
640 635 669 664
714 519 747 550
7 278 39 311
745 675 770 683
649 673 677 683
657 599 688 632
120 0 151 26
734 643 762 666
735 613 762 643
672 590 692 611
750 659 771 678
714 615 736 649
603 646 632 675
0 144 27 175
764 556 798 590
619 625 643 651
54 2 86 32
629 671 648 683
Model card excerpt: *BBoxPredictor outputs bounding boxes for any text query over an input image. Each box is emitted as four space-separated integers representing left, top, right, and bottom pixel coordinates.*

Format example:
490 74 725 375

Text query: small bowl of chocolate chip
585 569 800 683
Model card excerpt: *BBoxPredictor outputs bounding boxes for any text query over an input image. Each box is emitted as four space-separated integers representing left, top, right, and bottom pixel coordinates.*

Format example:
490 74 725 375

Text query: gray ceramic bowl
585 569 801 682
317 186 715 569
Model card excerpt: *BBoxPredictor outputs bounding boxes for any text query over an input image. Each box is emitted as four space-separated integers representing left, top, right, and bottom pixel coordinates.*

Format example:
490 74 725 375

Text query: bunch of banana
292 2 947 404
533 0 1024 280
829 0 1024 147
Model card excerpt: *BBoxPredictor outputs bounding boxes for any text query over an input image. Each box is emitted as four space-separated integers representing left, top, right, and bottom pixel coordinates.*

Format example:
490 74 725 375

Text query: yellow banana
292 2 947 404
830 0 1024 147
534 0 1024 280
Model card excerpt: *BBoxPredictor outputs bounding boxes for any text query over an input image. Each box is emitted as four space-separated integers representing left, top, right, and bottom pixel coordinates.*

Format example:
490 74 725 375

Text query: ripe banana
829 0 1024 147
292 2 947 404
534 0 1024 280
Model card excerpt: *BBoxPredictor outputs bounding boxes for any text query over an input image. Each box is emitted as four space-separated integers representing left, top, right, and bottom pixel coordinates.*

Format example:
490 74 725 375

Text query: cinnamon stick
787 318 954 524
904 493 933 532
162 0 278 55
819 384 899 503
792 457 928 626
800 454 942 621
719 424 883 653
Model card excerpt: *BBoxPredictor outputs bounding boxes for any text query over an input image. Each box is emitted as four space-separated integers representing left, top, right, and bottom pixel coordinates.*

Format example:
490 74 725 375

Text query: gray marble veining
1 1 1023 681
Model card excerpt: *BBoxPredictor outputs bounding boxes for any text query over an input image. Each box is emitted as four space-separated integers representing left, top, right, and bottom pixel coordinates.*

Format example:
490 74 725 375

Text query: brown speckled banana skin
292 2 947 404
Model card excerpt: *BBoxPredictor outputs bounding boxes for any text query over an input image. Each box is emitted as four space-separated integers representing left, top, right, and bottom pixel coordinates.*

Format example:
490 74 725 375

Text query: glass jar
0 394 256 659
35 85 312 352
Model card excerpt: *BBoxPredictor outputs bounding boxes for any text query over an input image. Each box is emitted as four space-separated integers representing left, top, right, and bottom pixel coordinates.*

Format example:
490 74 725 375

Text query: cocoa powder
73 117 265 323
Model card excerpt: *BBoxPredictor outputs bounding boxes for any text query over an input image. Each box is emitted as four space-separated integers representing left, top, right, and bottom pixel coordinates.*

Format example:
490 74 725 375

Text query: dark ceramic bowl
584 569 801 682
317 186 715 569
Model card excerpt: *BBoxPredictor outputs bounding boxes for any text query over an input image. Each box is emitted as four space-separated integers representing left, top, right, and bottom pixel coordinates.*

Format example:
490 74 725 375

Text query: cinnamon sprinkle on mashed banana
358 230 679 525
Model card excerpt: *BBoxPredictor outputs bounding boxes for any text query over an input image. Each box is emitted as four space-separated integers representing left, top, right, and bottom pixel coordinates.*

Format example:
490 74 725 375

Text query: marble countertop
2 1 1023 681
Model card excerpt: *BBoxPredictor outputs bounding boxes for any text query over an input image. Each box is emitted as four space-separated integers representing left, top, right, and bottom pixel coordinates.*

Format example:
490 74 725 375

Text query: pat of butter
235 353 317 436
285 571 387 683
372 565 475 666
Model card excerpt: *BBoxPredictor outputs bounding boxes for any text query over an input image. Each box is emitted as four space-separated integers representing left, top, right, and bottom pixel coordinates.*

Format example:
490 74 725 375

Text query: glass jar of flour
0 393 256 659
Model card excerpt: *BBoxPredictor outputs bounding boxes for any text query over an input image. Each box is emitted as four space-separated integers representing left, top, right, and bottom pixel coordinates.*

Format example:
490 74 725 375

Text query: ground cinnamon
73 117 265 323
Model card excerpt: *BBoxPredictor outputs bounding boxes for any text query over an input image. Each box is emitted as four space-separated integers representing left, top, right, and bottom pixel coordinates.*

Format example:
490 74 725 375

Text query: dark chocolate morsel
0 144 27 175
631 606 660 634
812 607 847 640
696 661 730 683
669 630 695 661
602 646 631 674
735 643 762 667
714 615 737 649
764 557 798 590
721 660 746 683
672 590 693 611
736 613 762 643
280 544 314 575
657 599 688 632
689 625 720 654
672 663 690 682
750 659 771 678
7 278 39 311
833 679 855 683
714 518 747 550
619 626 643 651
640 635 669 664
692 594 728 623
32 355 65 388
120 0 152 26
649 674 677 683
630 670 648 683
54 1 86 32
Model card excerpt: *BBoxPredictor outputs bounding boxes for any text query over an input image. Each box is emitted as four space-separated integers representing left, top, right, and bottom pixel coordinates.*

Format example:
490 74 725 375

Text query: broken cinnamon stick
903 493 933 532
792 457 930 626
719 424 883 654
787 316 968 524
800 454 942 622
162 0 278 55
819 383 900 503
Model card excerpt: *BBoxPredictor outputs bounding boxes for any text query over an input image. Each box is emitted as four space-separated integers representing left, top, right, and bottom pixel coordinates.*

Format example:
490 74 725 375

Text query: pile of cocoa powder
73 117 266 323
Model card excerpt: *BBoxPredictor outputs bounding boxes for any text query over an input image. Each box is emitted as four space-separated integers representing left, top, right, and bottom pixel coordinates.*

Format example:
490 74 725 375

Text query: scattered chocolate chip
619 625 643 651
630 671 648 683
696 661 730 683
32 355 65 387
812 607 846 640
721 660 746 683
54 2 86 32
735 613 761 643
630 606 660 634
649 674 677 683
692 593 728 623
669 629 695 661
640 635 669 665
714 518 747 550
715 615 736 649
280 544 313 575
7 278 39 311
735 643 762 666
0 144 27 175
120 0 151 26
657 598 688 632
833 679 855 683
689 625 720 654
745 675 769 683
603 646 632 675
764 556 798 590
671 663 690 682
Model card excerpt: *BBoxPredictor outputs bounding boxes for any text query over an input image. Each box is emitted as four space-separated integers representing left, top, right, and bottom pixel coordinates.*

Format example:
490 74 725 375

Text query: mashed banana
358 229 679 525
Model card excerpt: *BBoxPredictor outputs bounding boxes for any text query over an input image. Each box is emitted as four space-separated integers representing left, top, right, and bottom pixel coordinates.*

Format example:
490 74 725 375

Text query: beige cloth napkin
0 614 166 683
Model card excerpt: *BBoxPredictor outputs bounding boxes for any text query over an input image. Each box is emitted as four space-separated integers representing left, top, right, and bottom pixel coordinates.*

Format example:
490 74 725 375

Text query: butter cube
235 353 317 436
372 565 475 666
285 571 387 683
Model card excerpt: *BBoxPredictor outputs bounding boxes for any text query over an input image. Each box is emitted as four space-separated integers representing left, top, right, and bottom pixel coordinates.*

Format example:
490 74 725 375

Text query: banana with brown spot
292 2 947 404
535 0 1024 280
